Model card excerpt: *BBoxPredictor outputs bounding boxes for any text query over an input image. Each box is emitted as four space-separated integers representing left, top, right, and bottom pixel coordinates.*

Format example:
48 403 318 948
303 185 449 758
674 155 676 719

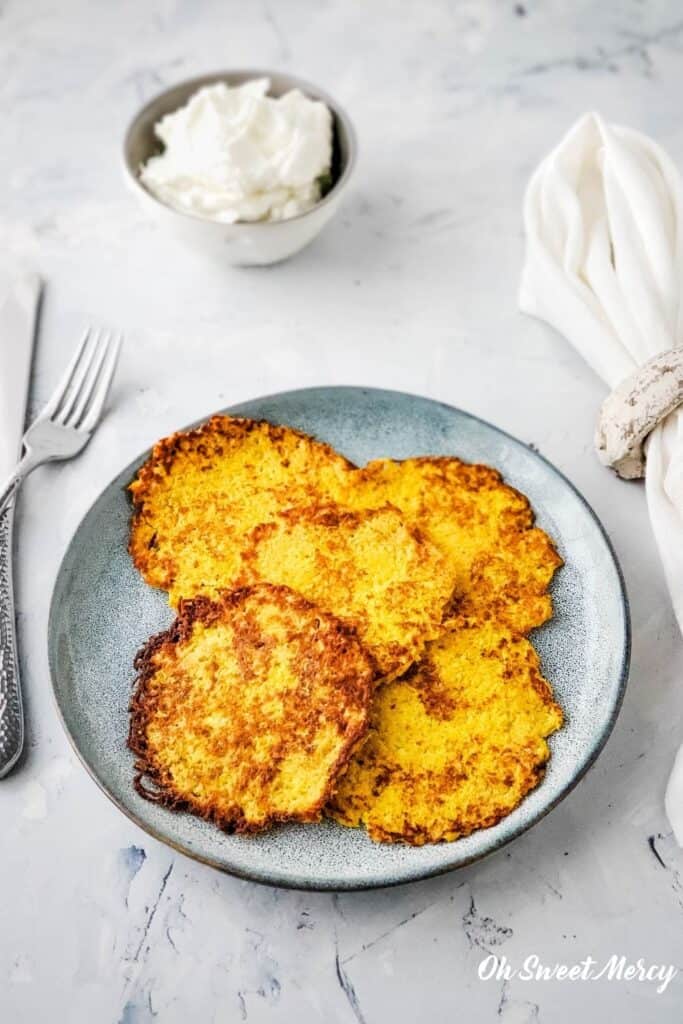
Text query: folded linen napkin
519 112 683 843
0 273 41 486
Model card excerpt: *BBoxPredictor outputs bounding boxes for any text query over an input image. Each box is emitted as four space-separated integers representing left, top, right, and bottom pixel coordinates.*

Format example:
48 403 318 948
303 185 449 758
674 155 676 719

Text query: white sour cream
139 78 333 223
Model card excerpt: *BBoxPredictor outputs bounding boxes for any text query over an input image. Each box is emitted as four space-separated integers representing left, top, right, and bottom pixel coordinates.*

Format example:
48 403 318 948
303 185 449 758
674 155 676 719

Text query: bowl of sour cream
123 70 357 266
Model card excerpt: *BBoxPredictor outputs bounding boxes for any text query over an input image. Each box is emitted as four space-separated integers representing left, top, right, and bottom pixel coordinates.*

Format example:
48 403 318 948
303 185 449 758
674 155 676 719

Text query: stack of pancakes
128 416 563 845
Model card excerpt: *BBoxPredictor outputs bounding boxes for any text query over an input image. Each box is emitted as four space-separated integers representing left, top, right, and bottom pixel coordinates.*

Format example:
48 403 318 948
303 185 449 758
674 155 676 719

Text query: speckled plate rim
48 386 631 891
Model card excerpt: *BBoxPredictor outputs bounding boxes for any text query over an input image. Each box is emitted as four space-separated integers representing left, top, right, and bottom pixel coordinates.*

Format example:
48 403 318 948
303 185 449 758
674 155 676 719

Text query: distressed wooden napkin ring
595 348 683 479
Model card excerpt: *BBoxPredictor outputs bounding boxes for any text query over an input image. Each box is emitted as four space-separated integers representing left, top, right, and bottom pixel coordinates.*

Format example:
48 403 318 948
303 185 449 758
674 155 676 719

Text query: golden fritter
236 503 455 678
128 416 456 678
153 501 455 679
339 457 562 634
129 584 377 833
128 415 565 847
328 621 563 845
128 416 354 599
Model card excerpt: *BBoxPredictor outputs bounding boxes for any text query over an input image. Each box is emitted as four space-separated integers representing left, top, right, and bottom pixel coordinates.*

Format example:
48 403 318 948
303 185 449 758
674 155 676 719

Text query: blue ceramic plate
48 387 630 890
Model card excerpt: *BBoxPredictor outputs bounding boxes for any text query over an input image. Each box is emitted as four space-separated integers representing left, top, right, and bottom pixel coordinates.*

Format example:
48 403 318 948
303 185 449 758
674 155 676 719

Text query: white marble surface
3 1 683 1020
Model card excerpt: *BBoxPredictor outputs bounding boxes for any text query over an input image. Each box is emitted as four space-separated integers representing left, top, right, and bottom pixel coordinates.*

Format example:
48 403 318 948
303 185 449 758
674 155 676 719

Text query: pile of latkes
127 416 563 846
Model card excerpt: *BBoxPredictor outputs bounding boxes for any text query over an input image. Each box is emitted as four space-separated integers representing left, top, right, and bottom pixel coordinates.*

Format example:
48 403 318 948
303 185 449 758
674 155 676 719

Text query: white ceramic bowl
123 70 357 267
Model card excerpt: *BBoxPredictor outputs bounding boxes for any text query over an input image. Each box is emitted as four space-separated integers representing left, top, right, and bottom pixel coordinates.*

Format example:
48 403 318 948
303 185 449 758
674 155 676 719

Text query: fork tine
54 329 106 424
79 333 123 432
41 327 96 418
65 331 113 427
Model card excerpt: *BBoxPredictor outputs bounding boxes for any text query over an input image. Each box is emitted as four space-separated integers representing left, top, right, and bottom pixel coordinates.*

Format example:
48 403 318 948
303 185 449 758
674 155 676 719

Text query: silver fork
0 329 122 514
0 328 122 777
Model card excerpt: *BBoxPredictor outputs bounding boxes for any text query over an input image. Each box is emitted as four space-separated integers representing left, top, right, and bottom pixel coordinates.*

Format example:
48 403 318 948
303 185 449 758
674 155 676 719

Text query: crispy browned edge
128 582 380 835
127 415 358 572
363 754 552 845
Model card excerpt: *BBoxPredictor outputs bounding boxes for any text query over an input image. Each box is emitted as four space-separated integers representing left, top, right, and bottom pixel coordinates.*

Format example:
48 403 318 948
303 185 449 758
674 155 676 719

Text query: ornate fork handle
0 499 23 777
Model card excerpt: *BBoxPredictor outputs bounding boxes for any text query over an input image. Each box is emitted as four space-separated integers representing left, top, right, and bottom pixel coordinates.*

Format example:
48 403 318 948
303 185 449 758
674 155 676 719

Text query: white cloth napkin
519 112 683 843
0 273 41 483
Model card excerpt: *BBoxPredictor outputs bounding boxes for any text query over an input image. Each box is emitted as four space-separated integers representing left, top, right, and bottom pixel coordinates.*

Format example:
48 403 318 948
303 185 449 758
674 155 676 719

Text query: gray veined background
2 1 683 1021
